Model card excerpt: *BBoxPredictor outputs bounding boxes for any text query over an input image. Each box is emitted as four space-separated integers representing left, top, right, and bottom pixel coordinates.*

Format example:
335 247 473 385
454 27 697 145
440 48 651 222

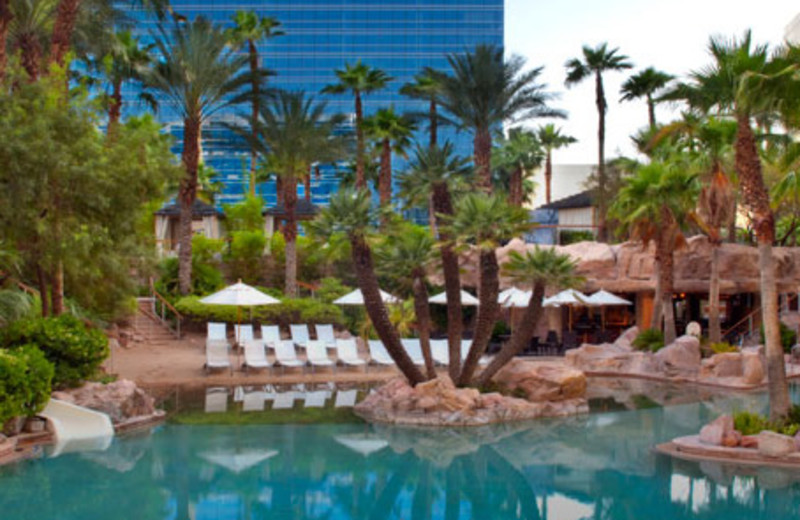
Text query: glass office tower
126 0 504 209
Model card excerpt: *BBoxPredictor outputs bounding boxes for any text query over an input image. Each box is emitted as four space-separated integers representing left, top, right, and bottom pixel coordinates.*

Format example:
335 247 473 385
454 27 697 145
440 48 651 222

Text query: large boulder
613 326 639 351
757 431 797 458
700 352 743 378
699 415 734 446
654 335 701 376
51 379 156 424
494 360 587 402
742 351 765 385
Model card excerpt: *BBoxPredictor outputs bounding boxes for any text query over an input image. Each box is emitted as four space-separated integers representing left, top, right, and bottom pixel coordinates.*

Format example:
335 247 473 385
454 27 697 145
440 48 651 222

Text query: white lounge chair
205 387 228 413
315 324 337 349
290 324 311 348
368 340 394 366
335 339 367 368
243 340 272 373
234 324 254 345
261 325 282 349
401 338 424 365
430 339 449 365
242 389 266 412
271 391 295 410
205 342 232 374
274 341 306 372
334 389 358 408
207 322 229 349
306 340 335 372
304 390 328 408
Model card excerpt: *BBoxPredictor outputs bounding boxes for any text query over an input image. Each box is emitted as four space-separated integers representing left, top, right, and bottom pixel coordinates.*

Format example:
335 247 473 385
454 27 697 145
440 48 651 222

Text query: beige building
527 164 594 210
787 13 800 44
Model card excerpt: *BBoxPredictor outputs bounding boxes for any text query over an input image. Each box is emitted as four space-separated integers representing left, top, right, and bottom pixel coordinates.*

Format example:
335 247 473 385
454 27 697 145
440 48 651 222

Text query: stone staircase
132 297 180 345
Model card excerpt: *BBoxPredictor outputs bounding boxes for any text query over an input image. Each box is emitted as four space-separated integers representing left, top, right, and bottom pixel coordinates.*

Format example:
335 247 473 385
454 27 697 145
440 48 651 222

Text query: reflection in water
1 388 800 519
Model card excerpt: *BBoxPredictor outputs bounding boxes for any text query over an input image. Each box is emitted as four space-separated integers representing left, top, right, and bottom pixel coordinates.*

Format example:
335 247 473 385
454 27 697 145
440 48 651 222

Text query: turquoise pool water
1 383 799 520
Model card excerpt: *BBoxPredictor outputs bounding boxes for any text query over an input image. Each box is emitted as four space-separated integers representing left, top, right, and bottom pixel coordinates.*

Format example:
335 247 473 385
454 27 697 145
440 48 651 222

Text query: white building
786 13 800 44
527 164 595 210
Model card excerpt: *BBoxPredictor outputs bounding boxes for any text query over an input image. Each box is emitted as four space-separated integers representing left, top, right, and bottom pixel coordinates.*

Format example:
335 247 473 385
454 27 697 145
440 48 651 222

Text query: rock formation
52 379 157 424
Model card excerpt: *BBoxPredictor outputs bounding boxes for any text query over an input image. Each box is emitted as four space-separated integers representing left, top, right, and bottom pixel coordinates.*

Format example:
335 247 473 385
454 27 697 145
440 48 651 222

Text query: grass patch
169 405 363 426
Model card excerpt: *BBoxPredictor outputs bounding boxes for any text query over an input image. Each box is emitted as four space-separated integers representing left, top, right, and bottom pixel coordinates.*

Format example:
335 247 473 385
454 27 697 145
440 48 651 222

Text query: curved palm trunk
708 244 722 343
474 127 492 193
248 39 259 195
646 93 656 130
0 0 11 81
108 78 122 132
50 0 81 66
350 234 425 385
458 250 499 386
735 112 789 420
594 71 607 242
412 275 436 379
544 150 553 204
432 182 462 380
378 138 392 208
283 174 298 297
178 117 201 295
354 91 366 189
476 283 545 386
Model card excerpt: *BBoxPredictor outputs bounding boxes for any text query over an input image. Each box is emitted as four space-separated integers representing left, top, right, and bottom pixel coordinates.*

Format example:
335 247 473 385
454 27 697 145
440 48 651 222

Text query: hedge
0 345 54 424
175 295 346 329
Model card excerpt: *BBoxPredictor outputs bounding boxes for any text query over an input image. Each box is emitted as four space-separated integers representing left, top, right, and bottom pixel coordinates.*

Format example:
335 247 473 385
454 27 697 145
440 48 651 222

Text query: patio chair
306 340 335 372
334 389 358 408
315 324 337 349
242 340 272 373
260 325 282 349
335 339 367 368
205 342 232 375
400 338 424 365
290 324 311 348
204 387 228 413
368 340 395 366
234 324 254 346
274 341 307 372
304 390 328 408
430 339 449 365
242 388 266 412
271 391 296 410
206 322 229 349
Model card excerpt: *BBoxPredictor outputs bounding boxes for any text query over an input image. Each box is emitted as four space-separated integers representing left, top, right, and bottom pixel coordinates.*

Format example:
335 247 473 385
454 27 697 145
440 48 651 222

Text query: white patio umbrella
333 433 388 457
543 289 590 331
200 449 279 474
498 287 532 308
333 288 401 306
585 290 632 330
428 289 479 306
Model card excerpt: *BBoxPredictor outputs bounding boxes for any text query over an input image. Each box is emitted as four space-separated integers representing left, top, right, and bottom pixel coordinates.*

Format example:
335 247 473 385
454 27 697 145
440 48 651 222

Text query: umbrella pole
236 306 242 371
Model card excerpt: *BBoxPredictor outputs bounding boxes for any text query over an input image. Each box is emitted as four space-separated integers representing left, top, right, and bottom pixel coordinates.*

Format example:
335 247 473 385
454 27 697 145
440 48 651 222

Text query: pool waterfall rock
354 361 589 426
51 379 159 425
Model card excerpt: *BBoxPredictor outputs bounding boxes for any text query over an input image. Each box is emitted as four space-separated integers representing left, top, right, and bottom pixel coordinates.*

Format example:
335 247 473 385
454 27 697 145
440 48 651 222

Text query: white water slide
38 399 115 456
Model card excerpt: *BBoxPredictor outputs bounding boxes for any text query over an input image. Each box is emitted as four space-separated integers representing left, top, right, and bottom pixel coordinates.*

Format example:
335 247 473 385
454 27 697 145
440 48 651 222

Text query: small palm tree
7 0 54 80
536 124 577 204
363 106 416 209
399 67 447 147
322 61 391 189
142 17 249 295
475 247 581 385
620 67 674 129
492 127 544 206
226 11 283 193
565 42 633 241
438 44 563 192
309 189 426 385
444 193 531 385
94 30 151 131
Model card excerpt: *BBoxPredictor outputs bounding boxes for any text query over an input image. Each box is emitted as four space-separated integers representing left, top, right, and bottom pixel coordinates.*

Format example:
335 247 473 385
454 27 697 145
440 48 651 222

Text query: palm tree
611 161 698 344
96 30 151 131
535 124 577 204
437 44 563 193
398 143 472 380
399 67 446 148
226 11 282 194
0 0 12 79
475 247 580 385
491 127 544 206
376 225 438 378
8 0 54 80
48 0 79 67
142 17 249 295
443 193 531 385
620 67 674 129
237 91 347 296
322 61 391 189
565 43 633 241
310 189 426 385
363 106 416 209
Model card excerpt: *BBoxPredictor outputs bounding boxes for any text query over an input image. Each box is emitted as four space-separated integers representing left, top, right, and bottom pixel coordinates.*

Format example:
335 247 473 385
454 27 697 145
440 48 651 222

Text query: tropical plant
141 17 250 295
437 44 563 192
7 0 55 80
0 0 11 79
631 328 665 352
535 124 577 204
399 67 447 147
619 67 673 129
491 127 544 206
363 106 416 209
0 345 53 424
322 61 391 189
565 42 633 241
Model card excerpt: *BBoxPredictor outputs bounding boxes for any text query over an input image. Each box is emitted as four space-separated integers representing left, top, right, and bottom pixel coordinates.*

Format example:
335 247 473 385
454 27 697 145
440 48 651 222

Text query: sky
505 0 800 164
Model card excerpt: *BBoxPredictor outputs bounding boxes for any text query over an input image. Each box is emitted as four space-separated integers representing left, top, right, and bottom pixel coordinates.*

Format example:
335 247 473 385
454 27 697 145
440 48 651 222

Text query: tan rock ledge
657 435 800 469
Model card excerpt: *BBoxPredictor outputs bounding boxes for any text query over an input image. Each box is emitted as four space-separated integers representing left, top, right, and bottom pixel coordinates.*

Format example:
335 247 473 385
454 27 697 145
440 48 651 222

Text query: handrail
149 279 182 320
721 293 798 339
148 278 182 339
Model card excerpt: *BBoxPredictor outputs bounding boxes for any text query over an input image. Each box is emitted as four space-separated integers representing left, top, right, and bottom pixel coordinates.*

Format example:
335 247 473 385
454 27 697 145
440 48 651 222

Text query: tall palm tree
475 247 580 385
237 91 346 296
535 124 577 204
565 43 633 241
611 161 698 344
491 127 544 206
444 193 531 385
96 30 151 131
322 61 391 189
310 189 426 385
620 67 674 129
398 143 472 380
376 225 438 378
363 106 416 209
399 67 446 148
226 10 282 194
142 17 249 295
48 0 79 67
8 0 54 80
437 44 563 193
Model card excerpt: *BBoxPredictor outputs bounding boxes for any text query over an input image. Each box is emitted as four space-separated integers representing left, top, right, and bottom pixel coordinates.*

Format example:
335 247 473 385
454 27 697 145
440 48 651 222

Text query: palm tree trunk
735 112 789 420
36 263 49 317
355 91 365 189
429 100 437 148
18 33 42 81
350 234 425 385
304 167 311 202
545 150 553 204
595 71 607 242
659 240 676 344
427 196 437 235
379 138 392 207
283 174 298 297
646 94 656 129
51 262 64 315
276 176 284 205
248 39 259 195
178 117 201 295
108 78 122 132
50 0 81 66
708 244 722 343
412 275 436 379
650 249 663 331
432 182 462 381
509 167 522 207
458 250 499 386
476 283 545 386
0 0 11 81
727 199 737 242
474 126 492 193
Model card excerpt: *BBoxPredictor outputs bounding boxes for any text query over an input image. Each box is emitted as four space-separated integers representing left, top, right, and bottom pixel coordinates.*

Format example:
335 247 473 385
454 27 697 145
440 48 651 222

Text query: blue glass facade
124 0 504 210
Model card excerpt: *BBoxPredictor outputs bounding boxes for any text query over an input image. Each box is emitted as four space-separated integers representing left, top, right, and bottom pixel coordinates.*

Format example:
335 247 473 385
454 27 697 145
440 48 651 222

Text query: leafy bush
632 329 665 352
559 230 595 245
225 230 266 284
174 295 345 329
191 235 225 264
734 409 800 436
316 277 352 304
224 196 264 232
710 342 738 354
0 345 54 424
156 257 224 297
760 322 797 353
2 315 109 388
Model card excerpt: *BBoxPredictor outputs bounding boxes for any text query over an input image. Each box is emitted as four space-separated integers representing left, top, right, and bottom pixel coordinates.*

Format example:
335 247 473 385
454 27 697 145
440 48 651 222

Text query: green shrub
316 277 352 304
0 345 54 424
734 409 800 436
2 315 109 388
760 322 797 353
191 235 225 264
710 342 738 354
174 295 345 329
225 230 266 284
632 329 665 352
559 230 594 245
156 257 224 297
224 196 264 232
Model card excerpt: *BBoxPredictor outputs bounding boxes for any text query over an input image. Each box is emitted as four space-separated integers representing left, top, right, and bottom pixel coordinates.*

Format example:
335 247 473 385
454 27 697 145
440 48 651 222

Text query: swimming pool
1 383 798 520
